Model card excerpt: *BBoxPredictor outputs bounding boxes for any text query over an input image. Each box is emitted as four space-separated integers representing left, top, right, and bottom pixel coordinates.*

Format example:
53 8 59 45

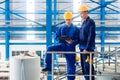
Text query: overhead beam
0 7 45 27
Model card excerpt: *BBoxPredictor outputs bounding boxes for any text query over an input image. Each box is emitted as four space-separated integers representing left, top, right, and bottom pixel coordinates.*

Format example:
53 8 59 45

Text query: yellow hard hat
76 56 80 61
63 11 73 19
78 4 89 12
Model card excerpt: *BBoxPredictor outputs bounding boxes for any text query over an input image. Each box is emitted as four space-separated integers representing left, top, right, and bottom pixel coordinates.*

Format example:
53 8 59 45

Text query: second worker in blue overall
78 4 96 80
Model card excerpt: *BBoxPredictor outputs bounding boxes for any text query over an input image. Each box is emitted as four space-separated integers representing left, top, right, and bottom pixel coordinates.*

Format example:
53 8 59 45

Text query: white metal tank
10 55 40 80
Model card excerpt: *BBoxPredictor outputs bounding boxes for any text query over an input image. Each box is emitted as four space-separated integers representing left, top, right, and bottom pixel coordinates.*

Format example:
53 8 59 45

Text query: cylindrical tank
10 56 40 80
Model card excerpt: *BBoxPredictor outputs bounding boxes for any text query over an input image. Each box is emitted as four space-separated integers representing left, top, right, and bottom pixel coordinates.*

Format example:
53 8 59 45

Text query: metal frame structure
40 50 120 80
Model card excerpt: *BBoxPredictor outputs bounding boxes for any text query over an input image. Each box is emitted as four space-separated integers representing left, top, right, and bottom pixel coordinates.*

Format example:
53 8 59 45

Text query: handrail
42 49 120 80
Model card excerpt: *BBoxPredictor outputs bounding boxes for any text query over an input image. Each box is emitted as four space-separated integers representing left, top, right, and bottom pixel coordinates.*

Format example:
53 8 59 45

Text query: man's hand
83 49 88 53
65 39 73 44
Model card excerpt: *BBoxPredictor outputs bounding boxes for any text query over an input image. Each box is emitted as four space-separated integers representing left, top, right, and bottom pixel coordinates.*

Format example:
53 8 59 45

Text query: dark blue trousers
80 49 95 80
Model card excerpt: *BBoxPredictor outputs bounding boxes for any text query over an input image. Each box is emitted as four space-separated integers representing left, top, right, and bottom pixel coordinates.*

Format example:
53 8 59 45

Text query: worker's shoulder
57 24 66 29
87 17 95 23
71 24 79 30
71 24 78 28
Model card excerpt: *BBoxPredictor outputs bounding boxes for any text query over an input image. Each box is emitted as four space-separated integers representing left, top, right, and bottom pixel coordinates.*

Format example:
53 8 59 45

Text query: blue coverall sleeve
72 27 80 46
55 27 61 43
85 22 96 50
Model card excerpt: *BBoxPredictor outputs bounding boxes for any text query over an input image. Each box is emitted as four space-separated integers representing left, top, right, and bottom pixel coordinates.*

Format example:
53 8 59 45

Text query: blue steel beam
11 13 45 27
2 33 120 37
54 5 101 27
97 33 120 36
1 10 120 15
46 0 52 46
0 1 5 4
100 0 105 52
0 42 120 45
10 1 73 3
106 6 119 13
5 32 10 60
0 43 46 45
1 27 120 31
5 0 10 60
28 18 120 20
90 0 119 13
53 0 58 74
96 42 120 45
54 0 57 25
1 32 120 37
2 9 120 15
0 12 4 14
96 27 120 31
0 7 45 27
0 27 46 31
53 0 120 31
90 0 99 4
110 4 120 9
55 4 111 26
46 0 52 79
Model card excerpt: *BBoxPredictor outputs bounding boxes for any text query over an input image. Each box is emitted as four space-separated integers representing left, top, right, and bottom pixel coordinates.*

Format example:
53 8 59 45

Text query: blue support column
5 0 10 60
53 0 58 70
46 0 52 46
100 0 105 52
46 0 52 80
5 32 10 60
53 33 58 71
54 0 57 25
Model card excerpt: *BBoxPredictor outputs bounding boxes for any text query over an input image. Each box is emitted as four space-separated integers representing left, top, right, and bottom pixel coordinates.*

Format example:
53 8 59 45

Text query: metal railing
42 48 120 80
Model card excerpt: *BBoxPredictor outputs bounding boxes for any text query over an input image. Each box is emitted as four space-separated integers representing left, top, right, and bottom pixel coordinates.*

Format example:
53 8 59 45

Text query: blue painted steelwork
5 32 10 60
8 43 46 45
0 7 45 27
0 42 120 45
0 0 119 65
90 0 118 12
5 0 10 60
6 10 120 15
54 0 57 25
0 1 5 4
46 0 52 46
1 32 120 37
0 27 46 31
53 0 59 74
1 26 120 31
100 0 105 52
46 0 52 79
0 43 47 45
54 5 102 27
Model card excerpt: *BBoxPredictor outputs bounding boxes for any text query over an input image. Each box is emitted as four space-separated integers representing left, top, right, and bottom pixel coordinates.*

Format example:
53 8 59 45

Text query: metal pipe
52 52 54 80
108 46 110 66
115 47 117 72
90 52 92 80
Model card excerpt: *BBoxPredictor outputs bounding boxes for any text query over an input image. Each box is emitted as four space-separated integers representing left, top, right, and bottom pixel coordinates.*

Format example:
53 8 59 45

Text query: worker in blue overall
78 4 96 80
42 11 79 80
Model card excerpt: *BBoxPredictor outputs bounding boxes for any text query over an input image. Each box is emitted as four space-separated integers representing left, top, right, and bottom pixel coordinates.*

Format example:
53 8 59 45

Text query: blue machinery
0 0 120 80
